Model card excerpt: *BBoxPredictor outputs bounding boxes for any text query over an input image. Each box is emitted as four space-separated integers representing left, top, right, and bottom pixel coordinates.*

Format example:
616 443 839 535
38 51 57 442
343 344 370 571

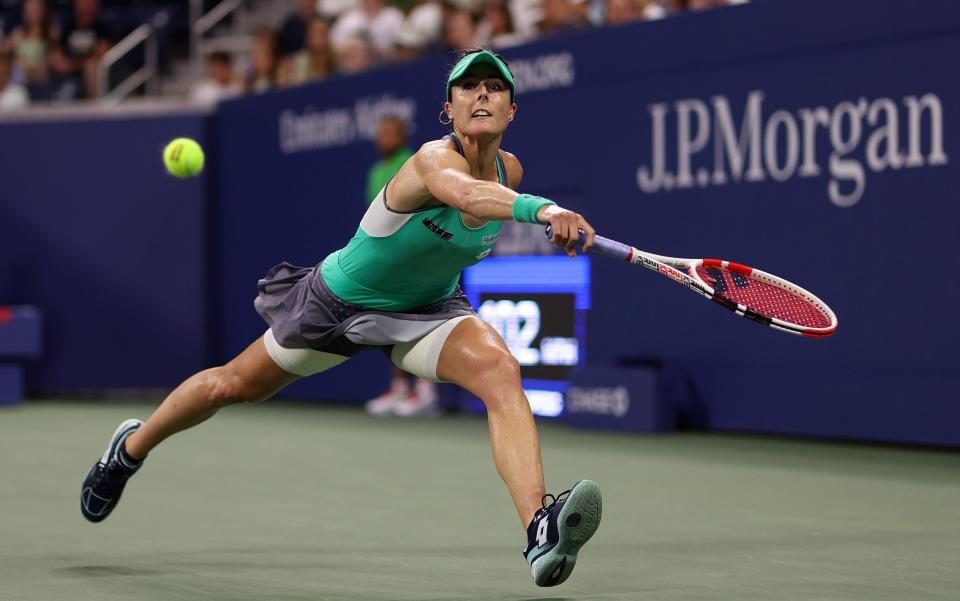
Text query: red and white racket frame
544 226 838 338
626 248 837 338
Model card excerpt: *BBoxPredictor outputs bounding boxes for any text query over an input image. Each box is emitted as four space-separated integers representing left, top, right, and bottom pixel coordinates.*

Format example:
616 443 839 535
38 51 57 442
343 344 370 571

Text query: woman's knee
205 367 266 408
436 318 523 400
467 348 522 392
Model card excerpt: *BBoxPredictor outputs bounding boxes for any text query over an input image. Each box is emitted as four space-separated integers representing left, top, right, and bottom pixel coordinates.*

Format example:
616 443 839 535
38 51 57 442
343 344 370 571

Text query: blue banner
4 0 959 445
213 0 960 444
0 110 212 391
564 366 676 433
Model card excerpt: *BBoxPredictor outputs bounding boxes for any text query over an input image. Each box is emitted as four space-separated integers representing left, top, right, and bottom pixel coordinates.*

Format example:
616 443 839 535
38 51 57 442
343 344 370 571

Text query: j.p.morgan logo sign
636 91 948 207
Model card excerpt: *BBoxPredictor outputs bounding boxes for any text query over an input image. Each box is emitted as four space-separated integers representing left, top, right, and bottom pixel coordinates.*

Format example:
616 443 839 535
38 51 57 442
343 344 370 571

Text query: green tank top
321 135 506 311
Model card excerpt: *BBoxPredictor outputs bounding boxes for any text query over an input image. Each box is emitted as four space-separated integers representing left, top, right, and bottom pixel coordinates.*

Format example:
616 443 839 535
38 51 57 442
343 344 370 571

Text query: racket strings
696 266 832 329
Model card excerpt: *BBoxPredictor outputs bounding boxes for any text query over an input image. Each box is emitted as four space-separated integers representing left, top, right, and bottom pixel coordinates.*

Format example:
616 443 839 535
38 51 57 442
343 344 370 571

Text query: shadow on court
53 565 170 578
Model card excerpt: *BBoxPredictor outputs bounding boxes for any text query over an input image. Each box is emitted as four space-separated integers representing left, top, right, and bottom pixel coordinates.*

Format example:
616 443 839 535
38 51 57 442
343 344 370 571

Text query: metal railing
96 0 262 104
97 12 167 105
191 0 247 78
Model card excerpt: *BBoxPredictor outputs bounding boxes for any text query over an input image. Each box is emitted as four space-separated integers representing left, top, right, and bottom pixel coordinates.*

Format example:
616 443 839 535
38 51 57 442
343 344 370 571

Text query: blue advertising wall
214 0 960 445
3 0 959 445
0 110 213 390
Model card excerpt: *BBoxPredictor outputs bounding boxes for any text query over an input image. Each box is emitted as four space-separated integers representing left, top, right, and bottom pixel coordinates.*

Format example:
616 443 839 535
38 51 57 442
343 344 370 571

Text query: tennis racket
546 226 838 338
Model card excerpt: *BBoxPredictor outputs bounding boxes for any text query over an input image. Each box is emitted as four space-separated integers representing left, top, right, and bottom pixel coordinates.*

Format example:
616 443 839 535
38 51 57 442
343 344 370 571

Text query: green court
2 401 958 601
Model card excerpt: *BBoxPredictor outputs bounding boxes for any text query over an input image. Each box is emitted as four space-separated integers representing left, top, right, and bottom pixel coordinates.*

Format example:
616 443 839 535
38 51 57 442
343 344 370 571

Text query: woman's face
306 19 330 53
445 63 516 138
486 5 511 34
24 0 46 26
606 0 636 24
444 11 475 50
252 37 275 74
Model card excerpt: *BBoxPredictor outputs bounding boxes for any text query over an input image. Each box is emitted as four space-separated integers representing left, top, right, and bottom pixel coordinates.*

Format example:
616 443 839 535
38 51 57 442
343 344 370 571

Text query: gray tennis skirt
254 262 477 356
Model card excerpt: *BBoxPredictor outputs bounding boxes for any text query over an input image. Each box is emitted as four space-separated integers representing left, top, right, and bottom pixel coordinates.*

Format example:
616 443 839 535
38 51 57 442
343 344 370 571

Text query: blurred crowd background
0 0 746 110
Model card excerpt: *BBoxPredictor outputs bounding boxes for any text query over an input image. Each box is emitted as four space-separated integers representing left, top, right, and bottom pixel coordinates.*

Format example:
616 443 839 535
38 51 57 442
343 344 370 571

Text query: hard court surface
1 401 958 601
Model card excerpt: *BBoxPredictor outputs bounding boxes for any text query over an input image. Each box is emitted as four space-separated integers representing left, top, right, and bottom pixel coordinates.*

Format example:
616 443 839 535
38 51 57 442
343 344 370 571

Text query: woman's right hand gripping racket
546 226 838 338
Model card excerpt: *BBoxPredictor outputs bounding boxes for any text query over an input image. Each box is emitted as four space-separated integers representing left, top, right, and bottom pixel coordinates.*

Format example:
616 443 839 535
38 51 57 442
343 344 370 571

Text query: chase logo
565 386 630 417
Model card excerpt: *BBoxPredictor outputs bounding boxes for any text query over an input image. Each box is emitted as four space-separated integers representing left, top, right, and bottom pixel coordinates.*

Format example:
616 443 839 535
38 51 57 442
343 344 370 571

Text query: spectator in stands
476 0 529 49
671 0 735 11
393 20 429 62
334 36 373 74
538 0 582 36
365 115 413 204
319 0 361 19
277 0 317 58
3 0 58 96
362 115 441 416
397 0 443 55
50 0 110 99
279 15 337 86
635 0 668 20
0 49 29 111
567 0 593 28
329 0 405 63
246 26 278 94
506 0 544 37
191 51 242 106
441 8 477 52
688 0 734 10
605 0 639 24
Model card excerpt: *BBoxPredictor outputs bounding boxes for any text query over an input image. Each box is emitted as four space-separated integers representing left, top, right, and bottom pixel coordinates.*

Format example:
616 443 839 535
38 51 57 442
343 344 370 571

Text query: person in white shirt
398 0 443 51
476 0 531 49
441 8 478 52
190 51 243 106
329 0 404 63
0 50 29 111
334 36 374 74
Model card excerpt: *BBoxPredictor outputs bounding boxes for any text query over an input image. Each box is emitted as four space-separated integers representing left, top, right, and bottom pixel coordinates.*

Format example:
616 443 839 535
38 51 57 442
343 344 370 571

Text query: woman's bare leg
436 318 545 528
124 337 300 459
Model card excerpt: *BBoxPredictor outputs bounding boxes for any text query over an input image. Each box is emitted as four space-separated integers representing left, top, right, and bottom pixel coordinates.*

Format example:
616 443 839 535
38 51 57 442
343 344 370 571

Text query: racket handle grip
544 226 634 261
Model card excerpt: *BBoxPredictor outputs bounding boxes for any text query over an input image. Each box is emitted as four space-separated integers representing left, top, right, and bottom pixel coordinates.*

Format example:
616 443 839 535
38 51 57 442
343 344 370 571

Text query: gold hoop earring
438 110 452 125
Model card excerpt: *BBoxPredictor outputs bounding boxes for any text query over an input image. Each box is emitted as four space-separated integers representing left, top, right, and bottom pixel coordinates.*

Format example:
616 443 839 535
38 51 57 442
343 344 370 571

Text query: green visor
446 50 515 101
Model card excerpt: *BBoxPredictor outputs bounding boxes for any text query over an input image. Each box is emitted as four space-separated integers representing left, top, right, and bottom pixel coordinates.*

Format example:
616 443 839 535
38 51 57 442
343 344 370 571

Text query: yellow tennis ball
163 137 205 178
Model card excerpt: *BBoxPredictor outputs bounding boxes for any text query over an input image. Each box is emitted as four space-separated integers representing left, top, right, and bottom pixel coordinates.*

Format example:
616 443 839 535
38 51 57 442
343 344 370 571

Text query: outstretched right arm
415 142 520 221
412 142 596 255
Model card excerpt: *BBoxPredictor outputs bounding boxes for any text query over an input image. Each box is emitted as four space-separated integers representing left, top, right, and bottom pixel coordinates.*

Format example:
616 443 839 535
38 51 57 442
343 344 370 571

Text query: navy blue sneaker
523 480 602 587
80 419 144 523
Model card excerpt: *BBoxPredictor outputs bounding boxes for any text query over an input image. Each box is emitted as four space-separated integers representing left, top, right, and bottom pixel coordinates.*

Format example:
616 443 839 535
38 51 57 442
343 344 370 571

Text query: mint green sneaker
522 480 602 587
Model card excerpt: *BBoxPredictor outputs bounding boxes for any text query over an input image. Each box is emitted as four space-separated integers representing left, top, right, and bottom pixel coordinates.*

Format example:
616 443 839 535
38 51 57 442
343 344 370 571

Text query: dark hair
380 114 406 127
23 0 55 41
209 51 233 65
446 48 514 102
254 25 278 47
308 14 333 28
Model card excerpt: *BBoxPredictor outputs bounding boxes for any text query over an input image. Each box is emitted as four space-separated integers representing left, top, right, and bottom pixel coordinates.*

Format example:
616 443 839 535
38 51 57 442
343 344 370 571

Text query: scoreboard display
477 292 578 381
463 256 591 417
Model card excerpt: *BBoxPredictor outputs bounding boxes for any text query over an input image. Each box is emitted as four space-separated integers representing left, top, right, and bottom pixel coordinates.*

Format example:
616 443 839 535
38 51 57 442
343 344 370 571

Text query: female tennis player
80 49 602 588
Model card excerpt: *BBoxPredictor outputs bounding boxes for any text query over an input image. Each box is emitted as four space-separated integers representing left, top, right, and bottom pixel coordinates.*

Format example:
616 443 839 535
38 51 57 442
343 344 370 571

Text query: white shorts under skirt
254 261 479 380
263 315 476 380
